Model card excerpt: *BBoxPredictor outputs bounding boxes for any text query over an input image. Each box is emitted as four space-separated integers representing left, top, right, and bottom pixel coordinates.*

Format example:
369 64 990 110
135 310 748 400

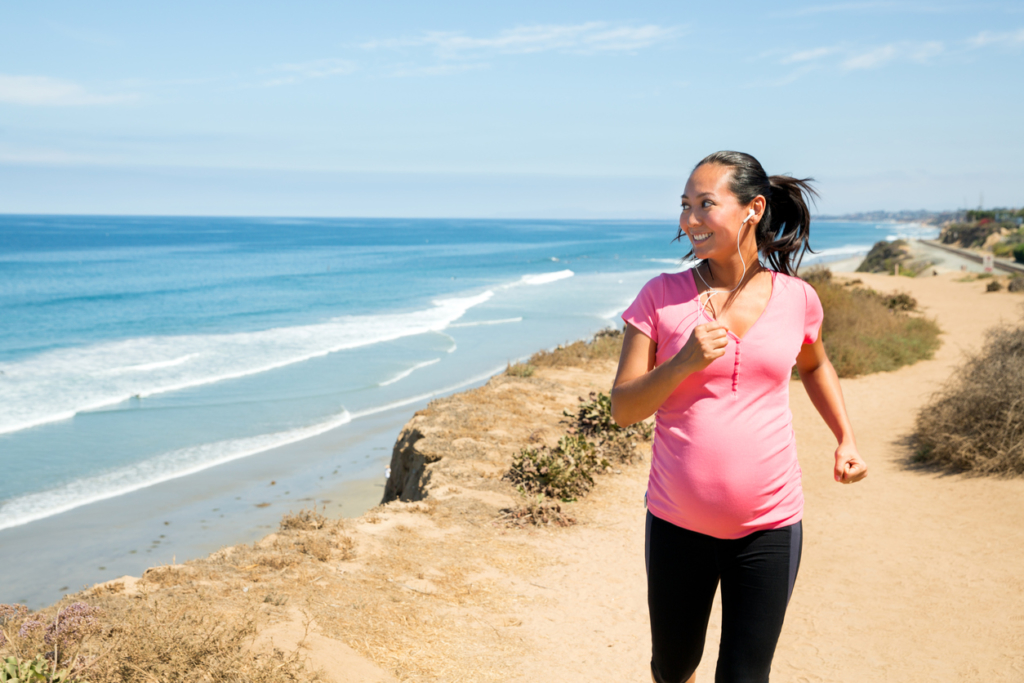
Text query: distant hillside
815 209 963 225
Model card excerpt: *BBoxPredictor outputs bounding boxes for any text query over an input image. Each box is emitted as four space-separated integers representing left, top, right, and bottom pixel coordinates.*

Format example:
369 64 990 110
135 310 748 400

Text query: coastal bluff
26 270 1024 682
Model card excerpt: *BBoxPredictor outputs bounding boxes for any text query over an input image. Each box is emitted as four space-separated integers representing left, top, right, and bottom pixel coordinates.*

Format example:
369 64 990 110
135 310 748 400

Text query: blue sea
0 215 937 605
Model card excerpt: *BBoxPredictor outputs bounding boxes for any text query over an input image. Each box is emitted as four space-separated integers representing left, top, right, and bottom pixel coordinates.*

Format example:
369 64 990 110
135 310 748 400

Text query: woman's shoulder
772 270 815 294
638 269 695 295
770 270 821 311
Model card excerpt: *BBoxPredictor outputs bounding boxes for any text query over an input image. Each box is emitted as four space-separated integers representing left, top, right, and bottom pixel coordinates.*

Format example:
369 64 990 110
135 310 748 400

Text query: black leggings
645 512 802 683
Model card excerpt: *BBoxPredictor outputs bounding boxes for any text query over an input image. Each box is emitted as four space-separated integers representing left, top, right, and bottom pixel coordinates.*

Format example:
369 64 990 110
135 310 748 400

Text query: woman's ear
751 196 767 224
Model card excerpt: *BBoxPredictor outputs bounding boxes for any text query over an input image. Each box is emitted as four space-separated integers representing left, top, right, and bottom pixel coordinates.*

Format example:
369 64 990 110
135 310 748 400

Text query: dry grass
804 269 942 377
1 594 319 683
505 361 536 377
498 497 577 528
910 319 1024 475
528 328 623 368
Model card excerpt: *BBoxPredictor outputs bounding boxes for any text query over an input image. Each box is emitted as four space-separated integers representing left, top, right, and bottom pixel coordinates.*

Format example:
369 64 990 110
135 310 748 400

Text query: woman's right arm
610 321 728 427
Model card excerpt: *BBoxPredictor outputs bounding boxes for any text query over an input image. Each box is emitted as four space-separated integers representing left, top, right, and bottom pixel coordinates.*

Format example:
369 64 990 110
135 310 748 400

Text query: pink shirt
622 268 823 539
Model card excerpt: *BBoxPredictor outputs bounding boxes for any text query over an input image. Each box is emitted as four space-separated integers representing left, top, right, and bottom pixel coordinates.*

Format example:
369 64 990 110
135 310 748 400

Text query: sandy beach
18 262 1024 682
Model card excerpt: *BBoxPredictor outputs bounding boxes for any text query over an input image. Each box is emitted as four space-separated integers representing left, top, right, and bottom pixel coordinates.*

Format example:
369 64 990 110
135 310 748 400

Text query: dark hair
675 150 817 275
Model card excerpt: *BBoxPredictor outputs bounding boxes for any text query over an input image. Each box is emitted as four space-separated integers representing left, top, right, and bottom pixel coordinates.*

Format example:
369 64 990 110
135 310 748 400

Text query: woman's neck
702 252 762 289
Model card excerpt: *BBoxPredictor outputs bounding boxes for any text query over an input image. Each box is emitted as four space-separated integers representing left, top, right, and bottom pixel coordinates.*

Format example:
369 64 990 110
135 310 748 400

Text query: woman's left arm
794 328 868 484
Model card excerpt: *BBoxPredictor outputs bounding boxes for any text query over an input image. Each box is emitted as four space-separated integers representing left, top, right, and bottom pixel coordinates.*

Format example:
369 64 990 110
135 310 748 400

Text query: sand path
500 272 1024 682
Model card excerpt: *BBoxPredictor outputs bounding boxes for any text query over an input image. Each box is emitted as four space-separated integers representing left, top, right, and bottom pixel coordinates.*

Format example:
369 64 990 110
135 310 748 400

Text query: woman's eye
702 200 713 208
681 202 690 210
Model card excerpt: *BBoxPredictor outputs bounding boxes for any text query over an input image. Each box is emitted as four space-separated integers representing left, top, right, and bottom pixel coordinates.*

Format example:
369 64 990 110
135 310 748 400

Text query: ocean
0 215 938 606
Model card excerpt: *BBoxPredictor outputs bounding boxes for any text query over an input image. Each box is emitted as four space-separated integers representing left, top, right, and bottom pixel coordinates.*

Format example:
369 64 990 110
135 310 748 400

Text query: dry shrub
529 328 623 368
504 435 608 501
1009 277 1024 293
292 531 355 562
806 270 941 377
563 391 651 464
910 321 1024 475
279 508 326 531
141 565 194 588
294 535 332 562
97 602 316 682
987 280 1003 292
257 553 299 570
498 497 576 528
2 598 319 683
505 361 536 377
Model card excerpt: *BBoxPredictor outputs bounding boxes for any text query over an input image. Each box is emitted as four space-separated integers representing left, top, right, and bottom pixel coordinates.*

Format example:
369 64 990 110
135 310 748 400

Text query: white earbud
694 208 757 321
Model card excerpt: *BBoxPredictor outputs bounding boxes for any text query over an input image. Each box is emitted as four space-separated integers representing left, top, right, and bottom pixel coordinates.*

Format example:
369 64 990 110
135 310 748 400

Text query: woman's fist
677 322 729 373
834 443 868 484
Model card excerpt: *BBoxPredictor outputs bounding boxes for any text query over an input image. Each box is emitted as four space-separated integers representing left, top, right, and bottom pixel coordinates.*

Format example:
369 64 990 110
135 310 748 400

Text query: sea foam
0 291 493 436
0 364 505 531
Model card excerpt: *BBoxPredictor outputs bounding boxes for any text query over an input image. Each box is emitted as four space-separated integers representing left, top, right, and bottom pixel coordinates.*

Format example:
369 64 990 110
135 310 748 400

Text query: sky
1 1 1022 218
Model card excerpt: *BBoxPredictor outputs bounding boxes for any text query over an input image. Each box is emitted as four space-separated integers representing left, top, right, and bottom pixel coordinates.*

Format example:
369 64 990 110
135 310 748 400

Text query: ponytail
678 151 818 276
762 174 817 275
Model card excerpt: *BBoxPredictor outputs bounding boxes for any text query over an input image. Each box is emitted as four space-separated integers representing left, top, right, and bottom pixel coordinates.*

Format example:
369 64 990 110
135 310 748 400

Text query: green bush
1013 244 1024 264
857 240 909 274
503 434 609 501
993 242 1014 257
561 391 652 464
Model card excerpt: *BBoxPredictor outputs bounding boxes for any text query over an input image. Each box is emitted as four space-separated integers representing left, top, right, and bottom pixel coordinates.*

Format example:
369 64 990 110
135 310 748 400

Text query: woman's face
680 163 755 261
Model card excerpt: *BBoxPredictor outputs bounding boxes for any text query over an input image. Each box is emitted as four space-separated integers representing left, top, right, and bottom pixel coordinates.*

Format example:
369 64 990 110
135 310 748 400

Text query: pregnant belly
647 447 802 539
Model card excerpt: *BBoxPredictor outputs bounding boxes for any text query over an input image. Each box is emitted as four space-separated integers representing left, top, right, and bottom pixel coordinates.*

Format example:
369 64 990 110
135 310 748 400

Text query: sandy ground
80 269 1024 682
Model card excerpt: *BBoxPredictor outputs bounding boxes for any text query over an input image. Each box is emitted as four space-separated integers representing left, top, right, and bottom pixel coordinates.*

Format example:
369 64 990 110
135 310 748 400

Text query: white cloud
780 46 841 64
363 22 678 58
968 28 1024 48
842 45 899 69
909 41 944 63
0 74 135 106
388 63 489 78
261 59 357 87
792 1 953 15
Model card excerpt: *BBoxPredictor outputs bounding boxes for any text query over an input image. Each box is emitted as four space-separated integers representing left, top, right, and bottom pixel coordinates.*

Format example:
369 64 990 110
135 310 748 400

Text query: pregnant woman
611 151 867 683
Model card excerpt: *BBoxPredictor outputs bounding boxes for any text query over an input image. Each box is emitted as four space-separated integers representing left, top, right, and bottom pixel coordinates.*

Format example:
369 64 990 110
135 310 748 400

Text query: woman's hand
834 442 867 484
672 321 729 374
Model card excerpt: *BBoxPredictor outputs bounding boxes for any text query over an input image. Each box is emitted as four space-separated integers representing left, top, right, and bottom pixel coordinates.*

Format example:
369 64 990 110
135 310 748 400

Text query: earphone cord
694 214 752 323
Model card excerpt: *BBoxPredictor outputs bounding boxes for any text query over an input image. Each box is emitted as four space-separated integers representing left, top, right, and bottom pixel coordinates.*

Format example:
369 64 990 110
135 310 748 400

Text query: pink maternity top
622 268 823 539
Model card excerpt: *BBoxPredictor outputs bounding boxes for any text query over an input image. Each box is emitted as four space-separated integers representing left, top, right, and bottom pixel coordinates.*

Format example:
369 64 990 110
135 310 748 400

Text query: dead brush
87 599 319 682
279 508 326 532
504 434 609 501
505 361 536 377
804 269 941 377
910 319 1024 475
498 496 576 528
